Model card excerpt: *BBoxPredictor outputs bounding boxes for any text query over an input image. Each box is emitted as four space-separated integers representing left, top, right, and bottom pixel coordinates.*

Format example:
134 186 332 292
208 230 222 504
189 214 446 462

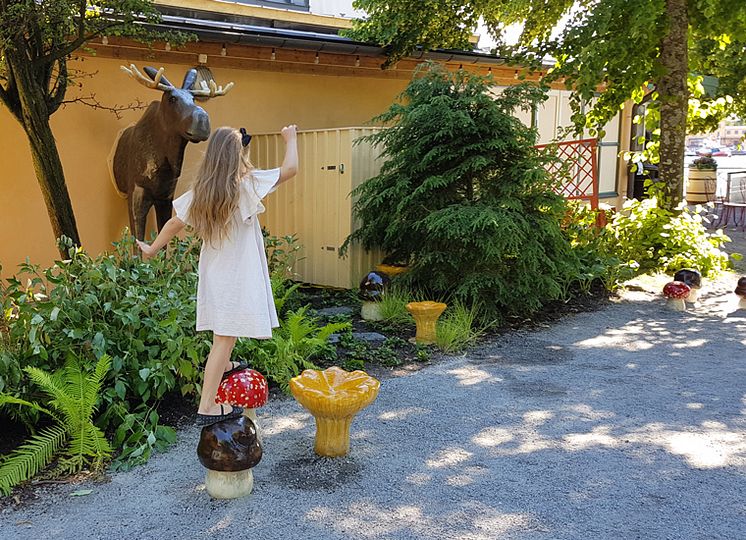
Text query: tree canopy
0 1 180 253
348 0 746 206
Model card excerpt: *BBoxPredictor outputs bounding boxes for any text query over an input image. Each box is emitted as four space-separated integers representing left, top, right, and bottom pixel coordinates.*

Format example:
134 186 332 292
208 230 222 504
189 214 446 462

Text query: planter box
686 169 717 203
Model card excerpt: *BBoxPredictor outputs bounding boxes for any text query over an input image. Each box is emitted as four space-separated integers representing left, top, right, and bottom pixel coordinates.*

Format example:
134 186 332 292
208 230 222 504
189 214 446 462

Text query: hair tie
239 127 252 147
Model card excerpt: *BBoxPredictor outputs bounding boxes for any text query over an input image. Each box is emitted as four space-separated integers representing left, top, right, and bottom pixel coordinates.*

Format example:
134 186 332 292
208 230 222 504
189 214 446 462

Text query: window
234 0 310 10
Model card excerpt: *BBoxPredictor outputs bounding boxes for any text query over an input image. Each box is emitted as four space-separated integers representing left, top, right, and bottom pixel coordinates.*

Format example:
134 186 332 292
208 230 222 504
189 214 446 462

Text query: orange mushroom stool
406 301 447 344
290 367 380 457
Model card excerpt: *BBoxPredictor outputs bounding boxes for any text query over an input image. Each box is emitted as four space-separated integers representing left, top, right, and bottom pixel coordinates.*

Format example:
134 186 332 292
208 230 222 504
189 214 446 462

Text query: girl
137 125 298 424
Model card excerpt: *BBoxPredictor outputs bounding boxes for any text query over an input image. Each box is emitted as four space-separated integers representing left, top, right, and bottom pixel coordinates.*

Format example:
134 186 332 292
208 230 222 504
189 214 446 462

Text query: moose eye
168 95 177 103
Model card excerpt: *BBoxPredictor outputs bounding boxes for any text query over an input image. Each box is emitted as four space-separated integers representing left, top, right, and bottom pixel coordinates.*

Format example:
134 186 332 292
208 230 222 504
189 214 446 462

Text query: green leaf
70 489 93 497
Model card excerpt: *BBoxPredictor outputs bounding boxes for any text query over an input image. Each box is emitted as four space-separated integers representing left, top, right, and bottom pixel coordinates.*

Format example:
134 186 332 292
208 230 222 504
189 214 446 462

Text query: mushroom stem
666 298 686 311
738 298 746 310
314 416 354 457
686 289 700 303
204 469 253 499
361 301 383 321
243 408 262 444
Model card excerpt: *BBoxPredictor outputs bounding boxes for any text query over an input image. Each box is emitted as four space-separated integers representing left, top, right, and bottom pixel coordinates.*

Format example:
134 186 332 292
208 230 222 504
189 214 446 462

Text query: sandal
196 404 244 426
222 360 248 380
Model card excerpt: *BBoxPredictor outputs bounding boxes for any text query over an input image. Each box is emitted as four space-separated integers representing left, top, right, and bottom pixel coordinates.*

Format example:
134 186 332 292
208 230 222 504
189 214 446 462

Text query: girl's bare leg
198 334 237 415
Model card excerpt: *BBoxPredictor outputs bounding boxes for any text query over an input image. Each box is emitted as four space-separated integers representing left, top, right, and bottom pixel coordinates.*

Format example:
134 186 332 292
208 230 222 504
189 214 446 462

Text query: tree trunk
10 51 81 256
657 0 689 208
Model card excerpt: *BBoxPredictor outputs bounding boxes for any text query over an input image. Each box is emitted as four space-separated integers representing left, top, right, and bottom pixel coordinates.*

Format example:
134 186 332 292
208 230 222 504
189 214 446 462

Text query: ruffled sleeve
172 190 194 226
238 168 282 223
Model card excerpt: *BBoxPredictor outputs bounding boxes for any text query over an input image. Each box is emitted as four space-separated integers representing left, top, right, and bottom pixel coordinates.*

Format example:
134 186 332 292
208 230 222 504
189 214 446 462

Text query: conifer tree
346 64 582 316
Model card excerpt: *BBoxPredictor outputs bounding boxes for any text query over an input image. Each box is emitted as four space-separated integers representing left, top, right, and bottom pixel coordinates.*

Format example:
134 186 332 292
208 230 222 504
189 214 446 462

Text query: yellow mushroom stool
290 367 380 457
375 264 409 278
406 301 447 344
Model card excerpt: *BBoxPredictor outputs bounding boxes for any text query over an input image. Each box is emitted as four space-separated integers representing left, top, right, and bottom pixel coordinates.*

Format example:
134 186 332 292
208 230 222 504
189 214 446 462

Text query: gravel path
2 244 745 539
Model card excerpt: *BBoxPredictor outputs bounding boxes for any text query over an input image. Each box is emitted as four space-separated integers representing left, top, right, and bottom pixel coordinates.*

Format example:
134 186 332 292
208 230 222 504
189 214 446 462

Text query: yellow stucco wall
0 55 407 273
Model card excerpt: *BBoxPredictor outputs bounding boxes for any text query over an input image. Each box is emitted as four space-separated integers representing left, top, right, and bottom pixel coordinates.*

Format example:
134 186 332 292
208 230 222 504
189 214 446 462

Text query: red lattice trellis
535 138 599 210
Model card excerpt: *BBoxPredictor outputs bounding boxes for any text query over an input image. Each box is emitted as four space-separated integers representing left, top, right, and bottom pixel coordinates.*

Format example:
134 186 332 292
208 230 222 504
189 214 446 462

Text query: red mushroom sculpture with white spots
217 369 269 442
663 281 691 311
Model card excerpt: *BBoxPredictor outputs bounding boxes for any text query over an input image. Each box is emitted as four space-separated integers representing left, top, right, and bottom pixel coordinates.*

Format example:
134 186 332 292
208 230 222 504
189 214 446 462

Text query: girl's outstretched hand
281 125 297 142
136 239 156 260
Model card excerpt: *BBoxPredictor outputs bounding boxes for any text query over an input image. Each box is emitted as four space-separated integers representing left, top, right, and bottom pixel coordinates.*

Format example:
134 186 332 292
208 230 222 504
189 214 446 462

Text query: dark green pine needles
344 63 587 319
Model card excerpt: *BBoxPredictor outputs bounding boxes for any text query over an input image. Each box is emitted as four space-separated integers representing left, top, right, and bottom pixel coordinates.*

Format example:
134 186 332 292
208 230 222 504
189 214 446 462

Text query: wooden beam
84 37 568 88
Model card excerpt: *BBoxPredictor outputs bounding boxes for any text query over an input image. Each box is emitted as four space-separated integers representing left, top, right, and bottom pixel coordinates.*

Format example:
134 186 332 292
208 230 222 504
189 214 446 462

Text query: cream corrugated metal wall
251 128 382 288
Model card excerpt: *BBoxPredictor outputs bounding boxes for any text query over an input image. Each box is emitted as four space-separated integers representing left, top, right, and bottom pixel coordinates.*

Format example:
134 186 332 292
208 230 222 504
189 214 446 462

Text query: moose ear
143 66 174 89
182 69 198 90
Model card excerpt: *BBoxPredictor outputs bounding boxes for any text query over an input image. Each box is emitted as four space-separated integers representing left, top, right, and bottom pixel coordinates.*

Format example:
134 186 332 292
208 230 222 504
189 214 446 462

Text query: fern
248 307 351 391
0 425 66 496
0 355 112 494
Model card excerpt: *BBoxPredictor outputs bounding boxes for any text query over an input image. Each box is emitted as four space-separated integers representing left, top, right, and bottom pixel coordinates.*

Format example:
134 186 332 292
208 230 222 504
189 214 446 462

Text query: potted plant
686 154 717 203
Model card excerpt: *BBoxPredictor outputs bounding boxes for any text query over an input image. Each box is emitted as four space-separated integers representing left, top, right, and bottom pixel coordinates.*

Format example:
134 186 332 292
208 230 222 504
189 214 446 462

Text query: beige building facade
0 0 628 274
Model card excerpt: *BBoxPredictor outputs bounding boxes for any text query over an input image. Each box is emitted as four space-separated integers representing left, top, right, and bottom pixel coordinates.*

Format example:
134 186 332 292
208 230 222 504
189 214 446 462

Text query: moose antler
190 78 234 99
120 64 174 91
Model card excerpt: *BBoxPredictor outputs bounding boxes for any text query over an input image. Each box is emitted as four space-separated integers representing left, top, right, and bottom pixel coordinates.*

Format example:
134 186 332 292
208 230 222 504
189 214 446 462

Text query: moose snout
186 108 210 142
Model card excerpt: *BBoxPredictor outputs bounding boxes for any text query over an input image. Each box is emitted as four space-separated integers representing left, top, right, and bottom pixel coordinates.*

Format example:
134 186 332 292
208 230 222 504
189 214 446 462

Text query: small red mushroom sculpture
673 268 702 303
216 369 269 442
663 281 691 311
735 277 746 310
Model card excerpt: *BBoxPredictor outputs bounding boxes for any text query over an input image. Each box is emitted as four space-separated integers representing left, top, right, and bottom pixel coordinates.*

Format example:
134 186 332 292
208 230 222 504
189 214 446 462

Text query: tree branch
0 81 22 122
43 19 129 65
60 93 147 120
48 59 68 114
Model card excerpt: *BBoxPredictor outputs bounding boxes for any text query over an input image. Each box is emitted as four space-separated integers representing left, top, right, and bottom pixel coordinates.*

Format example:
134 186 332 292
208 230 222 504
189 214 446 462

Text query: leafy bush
344 63 588 319
0 230 314 471
0 355 111 495
602 197 732 276
1 234 201 466
241 306 350 391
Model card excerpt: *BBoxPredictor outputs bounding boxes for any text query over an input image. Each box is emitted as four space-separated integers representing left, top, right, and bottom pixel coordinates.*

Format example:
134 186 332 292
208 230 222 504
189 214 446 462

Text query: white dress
172 168 281 338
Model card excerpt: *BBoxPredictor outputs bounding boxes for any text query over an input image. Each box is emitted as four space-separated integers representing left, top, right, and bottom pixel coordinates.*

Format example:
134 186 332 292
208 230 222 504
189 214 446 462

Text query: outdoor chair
713 171 746 231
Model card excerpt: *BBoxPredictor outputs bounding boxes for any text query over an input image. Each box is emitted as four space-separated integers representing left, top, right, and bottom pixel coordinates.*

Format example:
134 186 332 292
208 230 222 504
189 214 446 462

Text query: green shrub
241 306 350 391
0 230 310 470
0 355 111 495
343 63 587 318
602 196 733 276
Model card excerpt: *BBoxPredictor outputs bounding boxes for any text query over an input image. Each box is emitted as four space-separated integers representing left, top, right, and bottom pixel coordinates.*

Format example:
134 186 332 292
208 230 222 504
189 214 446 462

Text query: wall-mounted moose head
111 65 234 240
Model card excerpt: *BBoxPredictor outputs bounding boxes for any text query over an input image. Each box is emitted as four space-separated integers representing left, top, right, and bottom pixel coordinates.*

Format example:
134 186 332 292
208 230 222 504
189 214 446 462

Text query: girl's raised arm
279 124 298 183
136 216 186 259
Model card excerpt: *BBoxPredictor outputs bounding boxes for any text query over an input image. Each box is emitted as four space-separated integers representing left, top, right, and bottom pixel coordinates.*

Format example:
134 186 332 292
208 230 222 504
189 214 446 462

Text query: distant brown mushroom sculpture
735 277 746 309
216 369 269 442
663 281 691 311
197 416 262 499
674 269 703 303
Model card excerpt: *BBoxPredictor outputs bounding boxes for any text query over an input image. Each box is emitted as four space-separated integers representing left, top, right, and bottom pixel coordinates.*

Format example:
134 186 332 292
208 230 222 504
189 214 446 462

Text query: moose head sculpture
111 64 234 240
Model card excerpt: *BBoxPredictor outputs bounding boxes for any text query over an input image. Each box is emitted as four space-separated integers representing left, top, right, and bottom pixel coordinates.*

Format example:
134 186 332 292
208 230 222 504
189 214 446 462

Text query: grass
435 301 490 354
377 285 415 323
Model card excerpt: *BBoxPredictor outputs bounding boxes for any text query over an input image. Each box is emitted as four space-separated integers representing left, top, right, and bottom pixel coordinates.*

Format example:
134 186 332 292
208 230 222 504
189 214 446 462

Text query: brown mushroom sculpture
216 369 269 442
663 281 691 311
197 416 262 499
290 367 380 457
673 268 703 303
736 277 746 310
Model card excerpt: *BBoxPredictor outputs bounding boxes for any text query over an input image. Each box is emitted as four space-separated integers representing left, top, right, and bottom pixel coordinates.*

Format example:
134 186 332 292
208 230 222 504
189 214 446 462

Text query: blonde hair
188 127 253 246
